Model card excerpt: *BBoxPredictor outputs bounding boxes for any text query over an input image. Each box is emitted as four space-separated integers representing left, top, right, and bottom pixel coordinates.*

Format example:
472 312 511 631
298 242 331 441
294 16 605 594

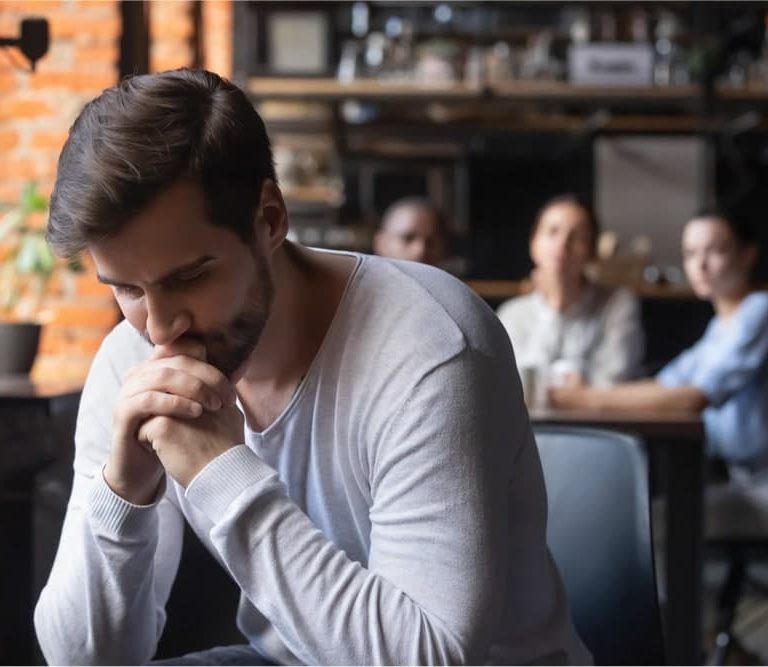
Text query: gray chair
534 425 666 665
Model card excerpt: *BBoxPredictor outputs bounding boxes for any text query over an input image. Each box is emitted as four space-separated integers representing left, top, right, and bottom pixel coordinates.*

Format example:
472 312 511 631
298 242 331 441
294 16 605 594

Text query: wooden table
0 375 82 665
530 407 705 666
0 375 82 399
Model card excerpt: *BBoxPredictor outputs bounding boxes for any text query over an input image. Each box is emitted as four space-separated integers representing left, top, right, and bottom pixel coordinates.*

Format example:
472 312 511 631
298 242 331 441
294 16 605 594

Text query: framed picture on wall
243 4 335 77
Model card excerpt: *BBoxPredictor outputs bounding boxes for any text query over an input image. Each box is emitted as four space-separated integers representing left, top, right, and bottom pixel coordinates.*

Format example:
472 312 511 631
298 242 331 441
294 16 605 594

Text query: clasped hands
103 340 243 505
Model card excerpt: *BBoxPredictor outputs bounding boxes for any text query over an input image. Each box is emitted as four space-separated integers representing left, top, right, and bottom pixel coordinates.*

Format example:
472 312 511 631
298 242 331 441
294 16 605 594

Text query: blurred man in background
373 197 449 267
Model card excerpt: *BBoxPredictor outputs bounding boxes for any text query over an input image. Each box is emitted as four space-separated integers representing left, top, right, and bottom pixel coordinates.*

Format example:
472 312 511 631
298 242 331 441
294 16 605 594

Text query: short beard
142 248 275 379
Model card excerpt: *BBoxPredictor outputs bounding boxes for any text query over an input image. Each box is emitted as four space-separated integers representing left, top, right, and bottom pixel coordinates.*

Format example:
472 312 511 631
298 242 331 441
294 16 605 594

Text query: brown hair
47 68 276 257
688 208 758 247
530 193 600 256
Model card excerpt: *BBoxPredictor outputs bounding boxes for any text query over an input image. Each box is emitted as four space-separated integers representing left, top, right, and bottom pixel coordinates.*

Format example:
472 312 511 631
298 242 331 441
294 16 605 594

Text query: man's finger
137 419 151 446
152 337 207 362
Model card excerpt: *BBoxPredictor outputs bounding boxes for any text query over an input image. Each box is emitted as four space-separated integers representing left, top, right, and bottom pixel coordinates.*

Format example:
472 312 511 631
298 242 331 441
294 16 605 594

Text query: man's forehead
387 205 438 230
88 184 227 270
684 219 731 242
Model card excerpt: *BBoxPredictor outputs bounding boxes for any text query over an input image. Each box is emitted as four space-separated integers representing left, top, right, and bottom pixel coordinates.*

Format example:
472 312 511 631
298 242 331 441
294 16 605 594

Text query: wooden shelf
247 78 482 101
282 184 343 207
247 77 768 125
345 138 465 158
247 77 708 104
490 80 701 101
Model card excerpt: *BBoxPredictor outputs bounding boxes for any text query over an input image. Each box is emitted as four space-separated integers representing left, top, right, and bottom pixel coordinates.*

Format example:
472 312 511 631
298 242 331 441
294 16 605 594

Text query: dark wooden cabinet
0 380 80 666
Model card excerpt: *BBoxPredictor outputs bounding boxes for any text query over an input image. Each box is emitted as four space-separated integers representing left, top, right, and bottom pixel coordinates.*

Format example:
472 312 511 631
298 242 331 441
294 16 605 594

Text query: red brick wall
149 0 195 73
148 0 232 77
0 1 121 381
202 1 232 79
0 0 234 381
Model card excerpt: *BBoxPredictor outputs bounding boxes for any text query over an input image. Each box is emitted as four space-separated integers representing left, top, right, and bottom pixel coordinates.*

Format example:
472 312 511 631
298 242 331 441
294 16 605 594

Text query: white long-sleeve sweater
35 253 589 665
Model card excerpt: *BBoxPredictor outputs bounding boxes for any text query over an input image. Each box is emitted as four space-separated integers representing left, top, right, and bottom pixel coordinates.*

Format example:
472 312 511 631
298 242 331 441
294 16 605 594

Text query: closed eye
114 284 143 298
164 270 208 290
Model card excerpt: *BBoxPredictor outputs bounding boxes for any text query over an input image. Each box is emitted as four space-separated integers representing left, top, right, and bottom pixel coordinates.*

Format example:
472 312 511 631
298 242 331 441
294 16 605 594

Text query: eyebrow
97 255 215 288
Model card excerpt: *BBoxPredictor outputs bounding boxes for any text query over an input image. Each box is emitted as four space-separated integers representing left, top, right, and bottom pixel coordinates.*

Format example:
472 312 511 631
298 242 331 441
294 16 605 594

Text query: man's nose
145 295 191 347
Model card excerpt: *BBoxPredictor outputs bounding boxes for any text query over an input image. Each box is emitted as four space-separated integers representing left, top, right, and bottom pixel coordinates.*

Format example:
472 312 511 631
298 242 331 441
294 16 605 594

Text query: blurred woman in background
551 210 768 470
496 193 644 388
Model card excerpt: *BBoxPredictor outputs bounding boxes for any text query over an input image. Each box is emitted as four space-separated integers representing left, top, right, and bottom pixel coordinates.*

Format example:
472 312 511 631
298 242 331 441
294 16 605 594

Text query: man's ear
255 179 288 254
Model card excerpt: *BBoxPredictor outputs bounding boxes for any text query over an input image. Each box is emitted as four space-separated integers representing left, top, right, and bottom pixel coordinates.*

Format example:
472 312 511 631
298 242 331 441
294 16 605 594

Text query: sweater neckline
244 251 365 438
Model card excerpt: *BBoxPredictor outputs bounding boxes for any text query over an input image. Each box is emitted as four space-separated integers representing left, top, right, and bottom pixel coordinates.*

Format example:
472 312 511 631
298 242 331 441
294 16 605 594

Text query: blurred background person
496 193 644 389
551 210 767 469
373 196 450 267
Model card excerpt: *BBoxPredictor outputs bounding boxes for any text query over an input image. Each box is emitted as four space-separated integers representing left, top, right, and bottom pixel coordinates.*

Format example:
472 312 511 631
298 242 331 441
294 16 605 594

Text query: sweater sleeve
185 348 518 665
658 294 768 406
34 329 185 666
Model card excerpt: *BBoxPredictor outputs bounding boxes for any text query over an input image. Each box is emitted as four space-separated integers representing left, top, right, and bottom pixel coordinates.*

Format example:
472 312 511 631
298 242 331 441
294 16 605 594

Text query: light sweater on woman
497 283 644 386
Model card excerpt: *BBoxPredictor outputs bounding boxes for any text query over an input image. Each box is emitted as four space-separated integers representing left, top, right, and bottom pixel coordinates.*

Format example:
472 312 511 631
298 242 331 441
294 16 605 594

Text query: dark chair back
533 425 665 665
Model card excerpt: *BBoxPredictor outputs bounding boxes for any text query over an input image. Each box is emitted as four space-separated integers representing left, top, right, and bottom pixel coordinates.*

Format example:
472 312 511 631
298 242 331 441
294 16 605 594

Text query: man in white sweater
34 68 589 665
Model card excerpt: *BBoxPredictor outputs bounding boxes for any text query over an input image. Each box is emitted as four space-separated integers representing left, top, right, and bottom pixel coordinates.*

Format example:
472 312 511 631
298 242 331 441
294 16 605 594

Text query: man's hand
137 403 245 488
104 340 236 504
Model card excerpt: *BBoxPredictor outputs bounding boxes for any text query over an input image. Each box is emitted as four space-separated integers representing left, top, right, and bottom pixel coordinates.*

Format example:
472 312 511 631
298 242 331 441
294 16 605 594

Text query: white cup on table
520 365 549 408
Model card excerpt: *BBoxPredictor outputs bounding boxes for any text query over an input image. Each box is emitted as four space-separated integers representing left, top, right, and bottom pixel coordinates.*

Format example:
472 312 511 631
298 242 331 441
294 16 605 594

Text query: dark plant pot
0 321 42 375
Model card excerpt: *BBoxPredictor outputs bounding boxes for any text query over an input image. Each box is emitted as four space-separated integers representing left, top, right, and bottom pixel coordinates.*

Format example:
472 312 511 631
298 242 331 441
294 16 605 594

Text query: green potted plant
0 182 83 375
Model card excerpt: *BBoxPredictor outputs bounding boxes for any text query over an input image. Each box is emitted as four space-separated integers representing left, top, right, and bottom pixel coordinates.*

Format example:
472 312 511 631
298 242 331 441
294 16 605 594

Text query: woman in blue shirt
550 210 768 469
